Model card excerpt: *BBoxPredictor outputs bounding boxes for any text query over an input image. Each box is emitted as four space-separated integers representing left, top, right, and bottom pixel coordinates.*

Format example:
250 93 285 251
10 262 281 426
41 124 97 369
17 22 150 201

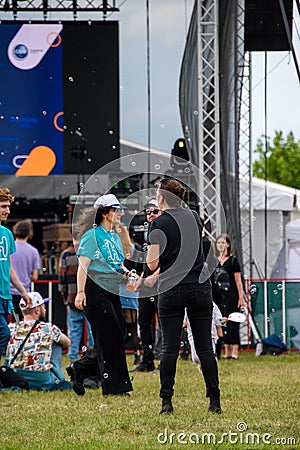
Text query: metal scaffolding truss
0 0 119 18
197 0 221 238
196 0 253 276
237 1 253 280
238 51 253 280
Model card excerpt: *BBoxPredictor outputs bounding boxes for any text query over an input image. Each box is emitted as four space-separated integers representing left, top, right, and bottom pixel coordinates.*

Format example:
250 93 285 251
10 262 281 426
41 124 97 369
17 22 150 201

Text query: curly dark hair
73 205 111 240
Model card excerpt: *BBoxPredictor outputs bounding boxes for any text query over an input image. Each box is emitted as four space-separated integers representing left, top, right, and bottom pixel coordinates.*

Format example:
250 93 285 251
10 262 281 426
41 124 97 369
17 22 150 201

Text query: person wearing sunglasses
132 198 162 372
146 178 221 415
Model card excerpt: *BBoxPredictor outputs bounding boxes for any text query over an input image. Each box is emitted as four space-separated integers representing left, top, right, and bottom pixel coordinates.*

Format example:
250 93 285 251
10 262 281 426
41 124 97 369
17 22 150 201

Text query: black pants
12 295 22 321
158 283 220 400
138 295 158 367
84 278 132 395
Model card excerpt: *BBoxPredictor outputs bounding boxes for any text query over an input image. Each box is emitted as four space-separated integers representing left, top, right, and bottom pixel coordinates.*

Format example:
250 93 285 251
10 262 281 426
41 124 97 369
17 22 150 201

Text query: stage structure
179 0 298 279
0 5 120 176
0 0 118 19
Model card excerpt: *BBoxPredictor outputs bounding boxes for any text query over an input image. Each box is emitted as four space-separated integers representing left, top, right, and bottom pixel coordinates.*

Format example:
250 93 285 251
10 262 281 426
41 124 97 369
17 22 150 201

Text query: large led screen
0 21 119 175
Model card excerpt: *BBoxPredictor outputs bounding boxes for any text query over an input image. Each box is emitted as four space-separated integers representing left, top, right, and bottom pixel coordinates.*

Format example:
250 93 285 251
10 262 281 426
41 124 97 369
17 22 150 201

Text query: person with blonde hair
0 188 31 361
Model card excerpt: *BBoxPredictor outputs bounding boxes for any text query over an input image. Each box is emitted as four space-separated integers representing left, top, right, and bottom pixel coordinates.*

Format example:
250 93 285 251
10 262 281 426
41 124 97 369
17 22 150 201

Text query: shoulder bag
0 320 39 389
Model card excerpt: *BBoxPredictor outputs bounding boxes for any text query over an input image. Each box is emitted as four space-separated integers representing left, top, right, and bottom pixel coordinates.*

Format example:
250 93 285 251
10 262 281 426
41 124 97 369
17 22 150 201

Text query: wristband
77 291 85 294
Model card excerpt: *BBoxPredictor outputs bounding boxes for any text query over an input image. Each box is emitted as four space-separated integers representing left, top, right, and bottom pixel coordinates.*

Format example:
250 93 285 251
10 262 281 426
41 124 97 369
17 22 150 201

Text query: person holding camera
213 234 244 360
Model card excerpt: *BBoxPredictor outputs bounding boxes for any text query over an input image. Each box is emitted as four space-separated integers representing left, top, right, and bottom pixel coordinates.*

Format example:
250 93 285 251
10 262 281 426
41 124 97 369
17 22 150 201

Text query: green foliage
253 131 300 189
0 353 299 449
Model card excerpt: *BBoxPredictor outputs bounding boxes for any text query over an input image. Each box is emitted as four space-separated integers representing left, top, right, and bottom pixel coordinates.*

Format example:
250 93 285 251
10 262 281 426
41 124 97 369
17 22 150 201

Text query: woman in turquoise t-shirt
74 194 133 396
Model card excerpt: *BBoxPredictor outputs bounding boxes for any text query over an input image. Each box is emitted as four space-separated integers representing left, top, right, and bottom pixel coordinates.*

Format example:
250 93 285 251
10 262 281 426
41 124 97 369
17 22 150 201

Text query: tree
253 131 300 189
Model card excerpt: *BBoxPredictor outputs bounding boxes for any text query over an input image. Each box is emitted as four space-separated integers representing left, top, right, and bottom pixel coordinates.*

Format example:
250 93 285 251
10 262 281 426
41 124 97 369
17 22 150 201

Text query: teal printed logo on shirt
0 236 8 260
103 238 121 263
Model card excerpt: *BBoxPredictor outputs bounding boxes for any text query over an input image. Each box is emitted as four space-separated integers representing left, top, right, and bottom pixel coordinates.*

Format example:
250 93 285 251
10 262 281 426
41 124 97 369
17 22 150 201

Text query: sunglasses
144 208 160 215
155 177 171 189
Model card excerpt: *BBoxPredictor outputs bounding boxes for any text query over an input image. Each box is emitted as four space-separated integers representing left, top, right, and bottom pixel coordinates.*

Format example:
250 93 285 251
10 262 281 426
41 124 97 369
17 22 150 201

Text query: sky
108 0 300 153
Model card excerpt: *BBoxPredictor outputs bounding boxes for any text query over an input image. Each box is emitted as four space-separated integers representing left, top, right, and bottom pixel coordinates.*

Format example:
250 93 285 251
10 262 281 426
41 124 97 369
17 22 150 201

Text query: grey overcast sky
110 0 300 152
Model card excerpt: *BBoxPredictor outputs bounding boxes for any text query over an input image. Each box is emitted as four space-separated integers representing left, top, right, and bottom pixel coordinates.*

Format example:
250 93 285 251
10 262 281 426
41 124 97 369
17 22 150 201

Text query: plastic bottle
126 269 137 291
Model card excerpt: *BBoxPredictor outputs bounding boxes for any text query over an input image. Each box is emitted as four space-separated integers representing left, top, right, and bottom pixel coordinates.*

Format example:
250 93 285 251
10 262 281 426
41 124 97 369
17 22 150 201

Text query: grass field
0 352 299 449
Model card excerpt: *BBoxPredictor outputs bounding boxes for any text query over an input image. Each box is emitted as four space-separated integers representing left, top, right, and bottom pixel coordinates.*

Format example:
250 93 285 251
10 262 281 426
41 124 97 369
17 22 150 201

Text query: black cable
264 52 268 279
146 0 151 192
278 0 300 83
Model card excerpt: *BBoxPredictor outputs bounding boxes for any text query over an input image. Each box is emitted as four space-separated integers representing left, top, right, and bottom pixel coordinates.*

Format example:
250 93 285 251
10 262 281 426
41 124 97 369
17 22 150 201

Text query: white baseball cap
93 194 127 210
144 198 158 208
19 291 51 310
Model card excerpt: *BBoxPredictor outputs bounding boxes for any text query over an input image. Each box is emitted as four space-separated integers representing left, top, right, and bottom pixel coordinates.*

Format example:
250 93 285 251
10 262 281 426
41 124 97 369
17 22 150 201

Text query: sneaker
180 351 189 361
133 353 141 365
131 363 156 372
104 392 131 397
66 364 85 396
208 397 222 414
83 376 101 389
159 398 173 415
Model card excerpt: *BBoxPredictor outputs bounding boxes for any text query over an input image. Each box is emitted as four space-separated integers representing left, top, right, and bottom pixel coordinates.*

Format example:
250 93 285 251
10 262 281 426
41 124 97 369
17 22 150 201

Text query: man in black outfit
147 178 221 415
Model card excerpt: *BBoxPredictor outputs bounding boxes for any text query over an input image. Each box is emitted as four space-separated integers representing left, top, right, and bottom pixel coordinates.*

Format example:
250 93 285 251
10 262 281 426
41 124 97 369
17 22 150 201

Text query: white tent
285 218 300 279
240 177 300 278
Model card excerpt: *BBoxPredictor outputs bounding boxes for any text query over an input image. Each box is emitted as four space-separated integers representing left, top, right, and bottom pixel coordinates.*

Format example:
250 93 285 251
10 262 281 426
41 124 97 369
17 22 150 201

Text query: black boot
208 395 222 414
159 397 174 415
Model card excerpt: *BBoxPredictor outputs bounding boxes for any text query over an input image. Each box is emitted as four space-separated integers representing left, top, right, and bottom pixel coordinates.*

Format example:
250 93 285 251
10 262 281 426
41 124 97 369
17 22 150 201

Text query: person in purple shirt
10 220 40 320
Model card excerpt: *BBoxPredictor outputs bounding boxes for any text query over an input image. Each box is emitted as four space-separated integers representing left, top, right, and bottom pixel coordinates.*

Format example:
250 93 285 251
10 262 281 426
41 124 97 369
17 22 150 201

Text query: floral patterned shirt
7 320 62 371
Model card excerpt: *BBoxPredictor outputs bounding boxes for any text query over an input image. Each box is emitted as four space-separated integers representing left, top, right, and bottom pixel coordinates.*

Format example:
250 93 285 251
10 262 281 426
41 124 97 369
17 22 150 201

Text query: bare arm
30 268 39 282
234 272 244 308
74 255 90 310
58 332 71 348
144 267 160 287
10 257 31 305
146 244 160 272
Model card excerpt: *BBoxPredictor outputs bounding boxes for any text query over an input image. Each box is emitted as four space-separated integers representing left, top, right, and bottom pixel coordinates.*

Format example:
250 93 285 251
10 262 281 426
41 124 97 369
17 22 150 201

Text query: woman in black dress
214 234 244 359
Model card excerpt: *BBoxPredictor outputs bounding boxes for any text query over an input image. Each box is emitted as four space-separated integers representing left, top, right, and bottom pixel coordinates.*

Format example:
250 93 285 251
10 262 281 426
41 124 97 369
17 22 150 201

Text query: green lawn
0 352 299 449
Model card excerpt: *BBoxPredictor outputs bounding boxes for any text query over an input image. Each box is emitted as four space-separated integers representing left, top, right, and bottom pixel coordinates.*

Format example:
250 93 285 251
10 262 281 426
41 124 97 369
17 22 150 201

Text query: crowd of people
0 183 246 414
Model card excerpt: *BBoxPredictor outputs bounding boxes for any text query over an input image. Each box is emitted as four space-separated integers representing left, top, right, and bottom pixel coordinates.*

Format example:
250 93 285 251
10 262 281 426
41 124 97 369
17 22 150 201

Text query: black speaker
63 21 120 174
245 0 293 51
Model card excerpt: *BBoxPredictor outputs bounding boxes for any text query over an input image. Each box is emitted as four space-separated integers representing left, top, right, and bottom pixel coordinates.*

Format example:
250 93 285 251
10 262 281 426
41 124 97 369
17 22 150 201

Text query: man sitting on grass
6 291 71 391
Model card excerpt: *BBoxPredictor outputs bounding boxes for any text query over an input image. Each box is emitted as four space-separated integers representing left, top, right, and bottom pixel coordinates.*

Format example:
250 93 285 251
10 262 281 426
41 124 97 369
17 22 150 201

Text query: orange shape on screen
15 146 56 176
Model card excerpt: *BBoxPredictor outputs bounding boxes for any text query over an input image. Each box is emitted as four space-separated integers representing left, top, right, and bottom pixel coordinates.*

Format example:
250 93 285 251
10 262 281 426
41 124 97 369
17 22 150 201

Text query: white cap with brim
19 291 51 310
93 194 127 210
144 198 158 208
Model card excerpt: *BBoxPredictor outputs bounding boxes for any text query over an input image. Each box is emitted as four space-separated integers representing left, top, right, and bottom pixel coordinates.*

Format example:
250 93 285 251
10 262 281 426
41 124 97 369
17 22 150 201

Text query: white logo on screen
8 24 62 70
14 44 28 59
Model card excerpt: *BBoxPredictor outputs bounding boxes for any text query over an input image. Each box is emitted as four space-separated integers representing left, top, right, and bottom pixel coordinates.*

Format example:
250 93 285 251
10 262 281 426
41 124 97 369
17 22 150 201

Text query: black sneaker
66 364 85 396
131 363 155 372
159 398 173 415
208 397 222 414
83 376 101 389
104 392 131 397
133 353 141 365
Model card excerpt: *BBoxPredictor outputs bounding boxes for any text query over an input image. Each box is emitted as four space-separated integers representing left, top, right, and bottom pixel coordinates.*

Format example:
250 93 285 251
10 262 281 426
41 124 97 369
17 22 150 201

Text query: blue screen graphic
0 24 64 175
